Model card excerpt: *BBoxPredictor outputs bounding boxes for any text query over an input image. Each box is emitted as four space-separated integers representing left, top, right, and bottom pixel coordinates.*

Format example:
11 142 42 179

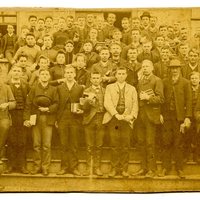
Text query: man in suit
56 66 84 175
0 24 18 66
103 66 138 177
133 59 164 178
81 72 105 176
6 65 29 174
23 69 59 176
159 59 192 178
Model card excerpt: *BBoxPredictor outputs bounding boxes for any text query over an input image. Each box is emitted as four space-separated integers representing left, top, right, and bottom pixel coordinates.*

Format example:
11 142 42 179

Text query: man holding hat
159 58 192 178
23 69 59 176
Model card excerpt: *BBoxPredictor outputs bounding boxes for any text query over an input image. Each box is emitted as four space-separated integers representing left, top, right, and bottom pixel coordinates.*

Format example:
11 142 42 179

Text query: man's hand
160 115 164 124
115 114 124 121
123 115 133 123
38 107 49 112
57 78 65 84
102 76 110 82
23 120 32 127
139 91 150 100
0 103 9 111
184 118 191 128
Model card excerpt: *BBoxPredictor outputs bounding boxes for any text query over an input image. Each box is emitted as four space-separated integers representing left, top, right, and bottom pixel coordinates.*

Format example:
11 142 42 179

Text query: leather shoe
31 168 41 175
42 169 49 176
177 170 185 179
109 169 116 177
158 168 169 177
132 169 146 176
73 169 81 176
122 171 129 178
4 167 13 174
20 167 29 174
94 168 103 176
145 170 155 178
56 169 67 175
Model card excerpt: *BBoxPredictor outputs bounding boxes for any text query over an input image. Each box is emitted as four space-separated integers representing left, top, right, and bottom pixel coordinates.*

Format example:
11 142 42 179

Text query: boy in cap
160 58 192 178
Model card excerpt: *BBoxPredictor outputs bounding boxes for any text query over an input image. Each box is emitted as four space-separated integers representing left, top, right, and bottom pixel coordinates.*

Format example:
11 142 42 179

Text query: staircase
1 147 200 192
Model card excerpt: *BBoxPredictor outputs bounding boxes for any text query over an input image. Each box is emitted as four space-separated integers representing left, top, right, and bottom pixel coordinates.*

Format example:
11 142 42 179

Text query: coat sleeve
6 85 16 110
148 78 164 105
48 87 59 113
184 81 192 118
130 87 138 119
104 85 118 116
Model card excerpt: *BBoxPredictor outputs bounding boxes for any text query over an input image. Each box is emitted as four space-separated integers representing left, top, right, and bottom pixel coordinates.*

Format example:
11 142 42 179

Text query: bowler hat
169 59 182 68
140 11 151 19
35 95 52 107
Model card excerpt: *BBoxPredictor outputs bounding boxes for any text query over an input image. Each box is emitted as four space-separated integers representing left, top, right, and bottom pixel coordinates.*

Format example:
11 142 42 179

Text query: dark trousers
58 117 80 172
84 113 105 169
0 119 10 159
136 108 157 172
7 110 27 169
108 117 131 172
161 112 184 171
32 115 53 171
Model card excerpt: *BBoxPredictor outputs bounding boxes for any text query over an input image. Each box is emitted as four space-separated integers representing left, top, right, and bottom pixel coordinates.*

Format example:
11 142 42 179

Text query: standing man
23 69 59 176
133 59 164 178
103 67 138 177
56 66 84 176
6 66 29 174
160 59 192 178
81 72 105 176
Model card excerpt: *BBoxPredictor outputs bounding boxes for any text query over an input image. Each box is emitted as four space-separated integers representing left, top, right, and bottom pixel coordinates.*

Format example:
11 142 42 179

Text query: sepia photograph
0 3 200 193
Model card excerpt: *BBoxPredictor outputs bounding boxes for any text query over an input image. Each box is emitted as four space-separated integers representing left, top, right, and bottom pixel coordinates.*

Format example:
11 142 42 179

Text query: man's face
87 14 94 23
141 17 150 27
39 70 51 82
38 58 49 69
112 31 122 41
11 67 22 79
77 17 86 27
190 74 200 86
65 43 74 53
131 30 140 42
173 22 180 31
142 60 153 76
26 35 36 47
180 29 188 40
66 17 74 28
155 36 164 48
159 27 168 37
89 29 98 39
188 51 199 64
56 53 66 64
110 44 121 56
43 36 53 48
90 74 102 86
99 50 110 62
83 43 93 53
58 18 66 30
127 49 138 61
76 56 86 69
7 25 14 34
170 67 181 77
21 28 29 39
132 19 140 29
150 17 157 27
143 42 152 53
121 19 130 29
115 69 127 83
45 18 53 28
160 49 170 60
179 45 189 56
64 68 76 81
37 20 45 30
18 56 27 67
29 17 37 27
107 14 116 25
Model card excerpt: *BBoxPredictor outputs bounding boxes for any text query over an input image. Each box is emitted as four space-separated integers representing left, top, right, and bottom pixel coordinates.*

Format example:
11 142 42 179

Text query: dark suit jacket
81 86 105 125
57 82 84 121
23 83 59 125
138 74 164 124
0 33 18 55
137 50 160 64
84 52 100 71
181 63 200 80
76 68 90 88
153 60 171 79
162 77 192 121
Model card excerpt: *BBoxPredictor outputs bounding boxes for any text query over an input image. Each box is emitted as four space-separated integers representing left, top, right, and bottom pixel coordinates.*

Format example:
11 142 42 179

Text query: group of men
0 11 200 192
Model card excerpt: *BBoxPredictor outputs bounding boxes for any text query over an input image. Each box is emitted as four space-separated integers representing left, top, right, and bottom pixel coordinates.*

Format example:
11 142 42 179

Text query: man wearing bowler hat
140 11 151 37
23 69 59 176
159 58 192 178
